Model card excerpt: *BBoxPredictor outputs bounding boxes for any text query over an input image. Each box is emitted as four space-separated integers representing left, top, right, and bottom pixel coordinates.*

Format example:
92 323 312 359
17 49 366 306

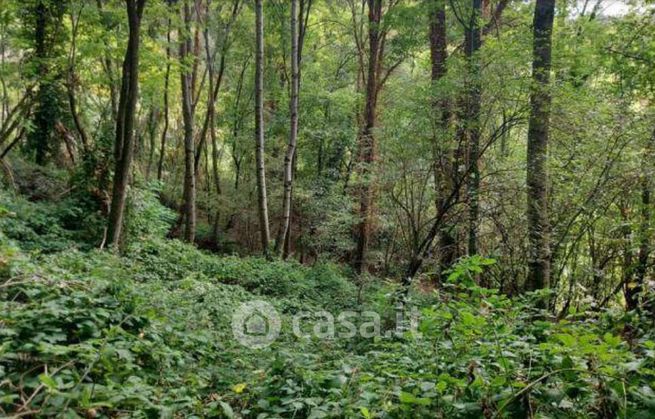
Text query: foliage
1 0 655 417
0 190 77 253
124 182 176 243
2 205 655 417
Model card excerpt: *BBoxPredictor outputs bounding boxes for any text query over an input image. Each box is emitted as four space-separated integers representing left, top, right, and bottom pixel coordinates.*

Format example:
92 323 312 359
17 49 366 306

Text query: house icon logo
232 300 281 348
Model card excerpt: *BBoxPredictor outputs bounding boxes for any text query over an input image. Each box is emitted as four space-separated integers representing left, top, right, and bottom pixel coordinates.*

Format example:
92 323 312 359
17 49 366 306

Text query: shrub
124 182 176 243
0 191 77 253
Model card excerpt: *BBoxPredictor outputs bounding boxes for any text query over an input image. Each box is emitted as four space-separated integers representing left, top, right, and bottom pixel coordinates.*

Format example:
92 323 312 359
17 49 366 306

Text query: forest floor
1 163 655 418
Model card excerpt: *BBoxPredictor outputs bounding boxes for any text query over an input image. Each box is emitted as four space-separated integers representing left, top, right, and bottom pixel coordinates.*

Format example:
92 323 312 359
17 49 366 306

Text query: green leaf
555 333 576 347
39 374 58 390
399 391 431 406
219 401 234 418
603 333 621 346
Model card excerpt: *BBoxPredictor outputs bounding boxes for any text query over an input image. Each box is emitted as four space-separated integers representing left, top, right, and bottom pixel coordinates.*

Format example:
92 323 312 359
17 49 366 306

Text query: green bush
2 192 655 418
0 258 154 416
124 182 176 243
0 239 264 417
0 191 78 253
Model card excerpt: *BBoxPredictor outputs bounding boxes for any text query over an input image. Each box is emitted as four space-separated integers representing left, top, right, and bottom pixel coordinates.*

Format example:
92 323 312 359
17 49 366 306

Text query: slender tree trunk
0 92 31 148
202 0 239 242
195 0 239 175
230 56 249 194
157 5 173 181
628 128 654 310
255 0 271 254
66 9 89 155
145 106 159 180
525 0 555 292
429 0 455 280
465 0 482 256
619 202 637 309
66 80 88 154
1 127 25 159
353 0 382 275
32 0 55 165
96 0 119 121
0 32 8 124
205 0 221 200
106 0 146 248
180 0 196 243
275 0 300 255
191 8 201 107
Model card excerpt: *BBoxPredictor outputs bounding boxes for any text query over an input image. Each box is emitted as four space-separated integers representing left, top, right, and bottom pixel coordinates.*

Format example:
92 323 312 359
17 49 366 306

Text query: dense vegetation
0 0 654 417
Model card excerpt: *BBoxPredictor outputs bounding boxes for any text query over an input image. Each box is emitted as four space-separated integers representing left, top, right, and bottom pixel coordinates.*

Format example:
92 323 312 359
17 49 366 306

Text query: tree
464 0 482 256
23 0 67 165
255 0 270 254
627 128 654 310
525 0 555 293
157 0 174 181
179 0 196 243
95 0 119 122
352 0 382 275
197 0 241 241
66 3 89 156
106 0 146 248
275 0 300 256
429 0 454 279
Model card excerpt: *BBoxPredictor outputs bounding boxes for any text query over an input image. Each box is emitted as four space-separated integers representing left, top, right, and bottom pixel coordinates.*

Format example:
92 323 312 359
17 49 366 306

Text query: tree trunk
0 92 31 149
180 0 196 243
465 0 482 256
275 0 300 256
628 128 654 310
525 0 555 292
96 0 119 122
66 8 89 155
620 202 637 309
353 0 382 275
202 0 240 243
255 0 271 254
145 106 159 180
204 0 221 199
195 0 239 176
106 0 146 248
157 3 173 181
429 0 454 280
30 0 61 165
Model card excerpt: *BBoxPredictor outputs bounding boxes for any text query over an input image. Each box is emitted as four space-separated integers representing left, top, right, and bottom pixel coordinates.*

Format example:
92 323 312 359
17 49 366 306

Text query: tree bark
352 0 382 275
627 127 654 310
157 3 173 181
30 0 63 165
66 7 89 155
429 0 455 280
465 0 482 256
255 0 271 254
0 91 31 148
145 106 159 180
275 0 300 256
201 0 241 242
204 0 220 197
106 0 146 248
525 0 555 292
96 0 119 122
195 0 240 175
180 0 197 243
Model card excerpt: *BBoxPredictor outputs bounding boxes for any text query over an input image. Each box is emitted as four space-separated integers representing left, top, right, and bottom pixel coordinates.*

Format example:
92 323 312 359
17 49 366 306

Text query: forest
0 0 654 417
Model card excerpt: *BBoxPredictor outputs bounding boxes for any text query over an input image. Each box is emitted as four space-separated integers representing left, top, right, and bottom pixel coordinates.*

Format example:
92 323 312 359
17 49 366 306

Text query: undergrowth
1 185 654 418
